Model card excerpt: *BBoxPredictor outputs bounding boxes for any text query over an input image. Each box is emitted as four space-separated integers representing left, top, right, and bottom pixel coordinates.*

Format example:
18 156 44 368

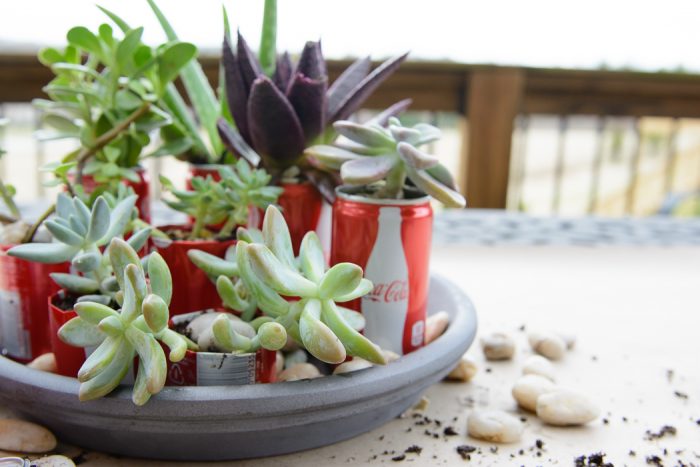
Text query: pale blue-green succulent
305 117 466 208
8 193 151 303
59 238 195 405
194 205 384 365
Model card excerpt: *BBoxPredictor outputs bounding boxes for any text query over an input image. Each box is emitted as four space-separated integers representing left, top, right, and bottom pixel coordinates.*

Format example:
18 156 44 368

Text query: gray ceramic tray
0 274 477 461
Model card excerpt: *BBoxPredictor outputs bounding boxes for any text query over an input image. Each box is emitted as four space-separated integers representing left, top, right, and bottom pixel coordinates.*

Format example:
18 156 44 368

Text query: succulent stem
21 203 55 244
189 199 208 240
381 164 406 199
0 179 20 219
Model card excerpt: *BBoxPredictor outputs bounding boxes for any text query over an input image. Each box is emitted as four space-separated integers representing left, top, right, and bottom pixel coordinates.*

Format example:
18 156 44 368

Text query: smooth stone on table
278 363 322 382
528 331 566 360
467 410 523 443
536 389 600 426
333 358 373 375
31 455 76 466
481 332 515 360
511 374 557 412
445 355 478 382
0 419 56 454
522 355 556 381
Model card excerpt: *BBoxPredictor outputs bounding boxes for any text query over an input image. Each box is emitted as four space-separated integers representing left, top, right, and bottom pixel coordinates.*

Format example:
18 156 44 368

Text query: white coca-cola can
331 187 433 355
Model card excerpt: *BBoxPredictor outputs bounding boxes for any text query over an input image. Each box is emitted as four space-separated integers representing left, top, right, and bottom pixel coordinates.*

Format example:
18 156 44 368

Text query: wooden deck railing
3 53 700 210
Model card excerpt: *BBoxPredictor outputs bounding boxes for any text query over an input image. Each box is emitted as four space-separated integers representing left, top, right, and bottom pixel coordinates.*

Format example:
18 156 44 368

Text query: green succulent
0 118 20 222
160 160 281 240
191 205 383 365
305 117 466 208
185 311 287 354
58 238 195 405
7 193 150 303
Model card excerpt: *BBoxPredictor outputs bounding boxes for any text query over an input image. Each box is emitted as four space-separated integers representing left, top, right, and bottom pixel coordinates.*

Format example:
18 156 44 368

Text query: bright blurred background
2 0 700 217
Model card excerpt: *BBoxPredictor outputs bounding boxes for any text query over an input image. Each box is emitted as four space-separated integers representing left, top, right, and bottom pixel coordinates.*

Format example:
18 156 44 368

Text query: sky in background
1 0 700 71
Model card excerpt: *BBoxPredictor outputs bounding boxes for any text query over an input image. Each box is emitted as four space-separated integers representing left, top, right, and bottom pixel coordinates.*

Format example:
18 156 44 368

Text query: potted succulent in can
35 20 197 222
7 193 151 376
155 160 282 315
0 124 69 363
57 237 194 405
306 117 466 355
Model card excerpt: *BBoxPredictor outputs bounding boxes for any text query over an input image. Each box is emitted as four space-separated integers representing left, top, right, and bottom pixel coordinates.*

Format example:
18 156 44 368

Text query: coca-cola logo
364 280 409 303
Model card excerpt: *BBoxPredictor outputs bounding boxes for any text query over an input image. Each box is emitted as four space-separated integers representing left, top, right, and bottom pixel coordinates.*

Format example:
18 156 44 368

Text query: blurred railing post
462 67 524 209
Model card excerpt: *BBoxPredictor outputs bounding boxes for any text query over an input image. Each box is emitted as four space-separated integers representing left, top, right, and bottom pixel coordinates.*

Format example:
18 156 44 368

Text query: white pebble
522 355 556 381
425 311 450 345
481 332 515 360
274 352 285 376
333 358 372 375
558 332 576 350
0 419 57 453
27 353 57 373
467 410 523 443
278 363 322 382
512 374 557 412
536 389 600 426
32 455 76 466
381 349 400 363
445 355 478 382
528 332 566 360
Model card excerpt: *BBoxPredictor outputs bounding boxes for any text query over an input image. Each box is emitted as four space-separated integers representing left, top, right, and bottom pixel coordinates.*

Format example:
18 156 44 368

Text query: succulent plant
36 19 196 189
183 311 287 355
58 238 195 405
160 160 281 240
7 193 151 303
191 205 384 365
305 117 467 208
0 119 20 224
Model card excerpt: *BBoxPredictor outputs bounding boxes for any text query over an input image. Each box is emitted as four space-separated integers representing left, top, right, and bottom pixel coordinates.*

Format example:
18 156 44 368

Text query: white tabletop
3 245 699 466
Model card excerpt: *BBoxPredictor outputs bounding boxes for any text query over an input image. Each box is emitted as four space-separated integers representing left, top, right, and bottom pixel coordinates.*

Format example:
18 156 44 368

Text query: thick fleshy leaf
286 73 326 143
77 336 120 383
397 142 439 170
58 317 105 347
127 227 152 252
318 263 363 300
50 273 100 294
55 192 75 219
341 155 395 185
304 144 360 171
102 195 138 244
222 37 252 144
132 359 152 406
389 124 421 144
45 220 83 246
121 264 148 324
425 162 458 191
159 328 189 361
211 314 250 352
237 31 263 90
260 206 294 269
337 306 366 332
247 243 318 297
188 249 238 277
333 121 394 148
329 52 408 123
321 299 386 364
125 326 167 394
109 238 143 291
413 123 442 146
147 252 172 306
335 278 373 302
98 316 124 337
86 197 110 244
368 99 413 127
295 41 325 81
273 51 292 91
247 76 305 170
74 301 119 325
235 240 289 317
300 299 345 364
326 56 371 122
142 294 169 334
299 231 325 282
7 242 80 264
217 118 261 166
257 322 286 351
78 342 132 401
405 165 466 208
71 251 101 273
258 0 277 76
216 276 248 312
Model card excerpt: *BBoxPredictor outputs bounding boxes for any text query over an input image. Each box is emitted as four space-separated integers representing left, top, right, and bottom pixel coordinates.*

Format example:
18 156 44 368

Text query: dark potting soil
163 227 235 243
53 293 118 312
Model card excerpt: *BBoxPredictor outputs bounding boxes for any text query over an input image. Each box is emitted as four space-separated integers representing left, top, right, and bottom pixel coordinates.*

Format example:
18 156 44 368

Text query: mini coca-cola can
331 187 433 355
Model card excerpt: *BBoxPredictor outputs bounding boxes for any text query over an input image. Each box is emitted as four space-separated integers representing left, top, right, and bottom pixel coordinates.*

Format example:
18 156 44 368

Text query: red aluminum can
0 245 68 362
152 226 236 316
330 188 433 356
70 166 151 223
48 292 86 377
165 311 276 385
278 182 323 255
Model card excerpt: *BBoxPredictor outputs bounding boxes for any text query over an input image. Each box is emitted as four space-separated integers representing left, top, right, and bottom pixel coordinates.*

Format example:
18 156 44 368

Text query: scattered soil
456 445 477 461
574 452 613 466
646 454 663 466
674 391 689 400
162 226 235 243
404 445 422 455
645 425 677 440
443 426 458 436
391 454 405 462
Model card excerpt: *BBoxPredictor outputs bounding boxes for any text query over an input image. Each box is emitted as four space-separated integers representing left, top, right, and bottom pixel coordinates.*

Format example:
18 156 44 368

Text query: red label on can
330 191 433 355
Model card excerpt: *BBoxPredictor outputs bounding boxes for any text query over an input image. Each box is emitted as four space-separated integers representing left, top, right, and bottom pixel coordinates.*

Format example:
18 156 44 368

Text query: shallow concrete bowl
0 274 477 461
